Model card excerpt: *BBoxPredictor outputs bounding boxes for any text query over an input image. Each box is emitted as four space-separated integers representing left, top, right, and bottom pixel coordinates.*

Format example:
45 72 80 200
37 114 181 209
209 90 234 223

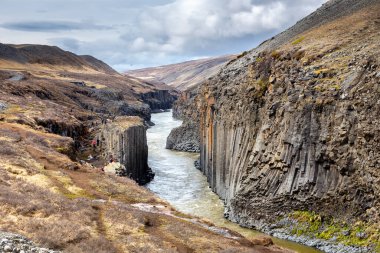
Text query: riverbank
147 111 323 253
231 217 373 253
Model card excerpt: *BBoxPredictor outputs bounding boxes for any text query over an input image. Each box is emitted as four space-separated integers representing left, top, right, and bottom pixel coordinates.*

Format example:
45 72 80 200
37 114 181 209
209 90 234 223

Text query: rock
166 93 200 153
173 1 380 252
0 232 59 253
194 159 201 170
104 162 127 176
166 123 200 152
356 232 367 239
0 101 7 111
3 245 12 252
140 90 177 111
100 116 154 184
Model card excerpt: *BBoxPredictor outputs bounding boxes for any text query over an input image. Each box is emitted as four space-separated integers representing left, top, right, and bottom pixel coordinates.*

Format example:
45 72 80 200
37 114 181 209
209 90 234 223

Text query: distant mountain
0 43 117 75
126 55 236 91
0 43 178 120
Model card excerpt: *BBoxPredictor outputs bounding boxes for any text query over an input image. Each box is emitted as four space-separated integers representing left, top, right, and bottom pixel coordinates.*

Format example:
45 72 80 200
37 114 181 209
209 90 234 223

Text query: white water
146 111 321 253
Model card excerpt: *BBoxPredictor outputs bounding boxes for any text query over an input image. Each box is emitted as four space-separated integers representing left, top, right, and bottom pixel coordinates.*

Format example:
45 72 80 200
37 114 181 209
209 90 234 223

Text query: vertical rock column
100 116 154 184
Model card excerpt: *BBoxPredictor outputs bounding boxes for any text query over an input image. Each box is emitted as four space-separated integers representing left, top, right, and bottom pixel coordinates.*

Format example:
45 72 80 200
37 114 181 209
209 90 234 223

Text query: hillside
0 43 118 74
169 0 380 251
126 55 235 91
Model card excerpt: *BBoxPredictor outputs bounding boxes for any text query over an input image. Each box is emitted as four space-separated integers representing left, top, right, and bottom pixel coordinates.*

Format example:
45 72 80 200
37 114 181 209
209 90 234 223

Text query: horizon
0 0 326 71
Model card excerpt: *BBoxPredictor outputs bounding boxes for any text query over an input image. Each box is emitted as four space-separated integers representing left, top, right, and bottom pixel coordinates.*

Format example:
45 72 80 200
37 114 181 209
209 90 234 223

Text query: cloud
113 0 325 68
0 20 111 32
0 0 326 70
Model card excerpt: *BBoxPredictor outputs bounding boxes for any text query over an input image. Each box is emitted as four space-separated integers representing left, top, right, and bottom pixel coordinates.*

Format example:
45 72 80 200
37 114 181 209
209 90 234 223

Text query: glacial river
146 111 321 253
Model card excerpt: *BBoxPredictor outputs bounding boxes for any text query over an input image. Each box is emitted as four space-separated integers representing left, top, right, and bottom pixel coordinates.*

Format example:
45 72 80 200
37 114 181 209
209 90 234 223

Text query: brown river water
146 111 321 253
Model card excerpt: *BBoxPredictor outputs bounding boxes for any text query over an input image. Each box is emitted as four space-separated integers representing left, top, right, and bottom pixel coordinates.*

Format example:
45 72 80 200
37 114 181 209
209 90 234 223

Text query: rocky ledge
0 232 59 253
99 116 154 184
166 90 201 153
166 122 200 152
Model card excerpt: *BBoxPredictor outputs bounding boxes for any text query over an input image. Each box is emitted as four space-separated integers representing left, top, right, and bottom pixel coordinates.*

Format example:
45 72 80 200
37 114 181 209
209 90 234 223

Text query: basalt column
101 116 154 184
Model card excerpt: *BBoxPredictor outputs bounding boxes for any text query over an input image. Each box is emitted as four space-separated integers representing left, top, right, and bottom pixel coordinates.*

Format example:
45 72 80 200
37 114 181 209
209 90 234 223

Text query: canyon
0 0 379 252
163 0 380 252
0 43 290 252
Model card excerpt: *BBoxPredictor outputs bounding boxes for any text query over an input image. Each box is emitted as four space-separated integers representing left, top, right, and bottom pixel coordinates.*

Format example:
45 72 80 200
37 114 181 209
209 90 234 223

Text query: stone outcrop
140 89 177 112
0 231 59 253
166 122 200 152
166 90 201 152
174 0 380 250
103 162 128 176
100 116 153 184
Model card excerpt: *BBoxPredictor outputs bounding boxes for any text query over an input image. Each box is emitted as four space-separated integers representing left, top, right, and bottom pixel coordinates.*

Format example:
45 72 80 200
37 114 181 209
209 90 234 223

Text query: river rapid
146 111 321 253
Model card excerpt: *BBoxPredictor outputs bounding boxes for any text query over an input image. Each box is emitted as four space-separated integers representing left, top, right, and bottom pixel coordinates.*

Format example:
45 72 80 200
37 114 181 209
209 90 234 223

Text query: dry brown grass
0 119 274 253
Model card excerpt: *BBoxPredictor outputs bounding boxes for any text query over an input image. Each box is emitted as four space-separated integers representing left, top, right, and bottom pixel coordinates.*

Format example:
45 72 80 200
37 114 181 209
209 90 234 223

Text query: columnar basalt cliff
100 117 153 184
171 0 380 250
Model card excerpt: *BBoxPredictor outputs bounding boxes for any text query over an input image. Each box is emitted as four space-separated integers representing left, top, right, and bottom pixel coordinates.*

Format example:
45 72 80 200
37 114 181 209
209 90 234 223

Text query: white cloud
0 0 326 70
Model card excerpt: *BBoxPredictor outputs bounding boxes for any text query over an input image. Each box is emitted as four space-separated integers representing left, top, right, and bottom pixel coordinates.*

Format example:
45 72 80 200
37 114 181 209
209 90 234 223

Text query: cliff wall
100 116 153 184
185 1 380 250
140 89 177 111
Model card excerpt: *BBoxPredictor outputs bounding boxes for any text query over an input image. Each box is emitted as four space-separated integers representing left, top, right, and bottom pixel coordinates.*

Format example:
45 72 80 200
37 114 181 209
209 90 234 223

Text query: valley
0 0 379 252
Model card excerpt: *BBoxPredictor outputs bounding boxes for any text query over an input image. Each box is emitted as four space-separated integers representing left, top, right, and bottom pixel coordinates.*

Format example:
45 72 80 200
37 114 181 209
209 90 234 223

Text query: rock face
166 90 201 152
100 117 153 184
0 231 59 253
166 122 200 152
174 0 380 249
140 89 177 111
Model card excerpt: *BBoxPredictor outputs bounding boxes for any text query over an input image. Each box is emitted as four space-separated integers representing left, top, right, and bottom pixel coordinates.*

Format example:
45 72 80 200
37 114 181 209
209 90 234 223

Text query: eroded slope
126 55 235 91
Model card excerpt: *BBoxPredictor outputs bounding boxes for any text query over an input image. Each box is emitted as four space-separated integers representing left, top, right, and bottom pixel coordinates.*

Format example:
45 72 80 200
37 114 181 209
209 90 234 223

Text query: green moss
55 146 70 154
375 243 380 253
288 211 380 250
291 211 322 234
256 57 264 63
255 79 269 97
271 50 281 59
314 85 326 92
292 36 305 45
237 51 248 59
63 190 94 200
317 223 341 240
330 84 341 90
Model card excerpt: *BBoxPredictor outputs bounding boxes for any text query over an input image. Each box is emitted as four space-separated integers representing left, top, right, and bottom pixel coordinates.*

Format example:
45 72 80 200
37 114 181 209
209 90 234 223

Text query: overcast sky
0 0 325 71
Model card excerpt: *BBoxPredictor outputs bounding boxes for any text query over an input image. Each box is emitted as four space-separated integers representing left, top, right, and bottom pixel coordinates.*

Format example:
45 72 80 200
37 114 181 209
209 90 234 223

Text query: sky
0 0 326 71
